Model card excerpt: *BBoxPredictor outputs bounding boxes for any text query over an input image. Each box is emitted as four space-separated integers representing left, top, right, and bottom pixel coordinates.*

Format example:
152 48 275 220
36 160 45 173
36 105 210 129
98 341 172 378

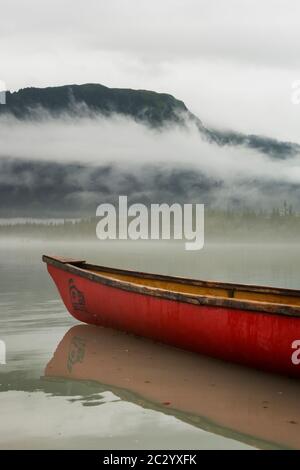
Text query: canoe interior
83 267 300 307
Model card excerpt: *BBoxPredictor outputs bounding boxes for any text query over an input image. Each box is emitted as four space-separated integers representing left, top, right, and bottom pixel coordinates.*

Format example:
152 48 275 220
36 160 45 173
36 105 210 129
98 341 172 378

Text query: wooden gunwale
42 255 300 318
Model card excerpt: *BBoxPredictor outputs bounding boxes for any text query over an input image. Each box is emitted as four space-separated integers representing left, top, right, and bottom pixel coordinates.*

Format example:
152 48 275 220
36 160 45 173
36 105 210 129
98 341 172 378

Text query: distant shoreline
1 210 300 243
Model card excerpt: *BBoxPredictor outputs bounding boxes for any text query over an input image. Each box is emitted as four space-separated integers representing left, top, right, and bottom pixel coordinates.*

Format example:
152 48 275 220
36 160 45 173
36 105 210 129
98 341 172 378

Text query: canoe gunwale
42 255 300 318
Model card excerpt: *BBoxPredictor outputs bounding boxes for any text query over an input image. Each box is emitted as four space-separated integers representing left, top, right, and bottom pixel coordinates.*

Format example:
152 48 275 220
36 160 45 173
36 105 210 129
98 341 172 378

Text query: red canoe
43 254 300 377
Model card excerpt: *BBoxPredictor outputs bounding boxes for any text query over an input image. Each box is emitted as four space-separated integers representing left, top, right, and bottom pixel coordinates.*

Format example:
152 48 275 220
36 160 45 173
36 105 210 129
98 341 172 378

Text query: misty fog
0 110 300 217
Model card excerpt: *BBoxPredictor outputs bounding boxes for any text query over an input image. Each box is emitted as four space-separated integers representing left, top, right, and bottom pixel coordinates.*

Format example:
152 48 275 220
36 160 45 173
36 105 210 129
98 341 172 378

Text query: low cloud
0 111 300 216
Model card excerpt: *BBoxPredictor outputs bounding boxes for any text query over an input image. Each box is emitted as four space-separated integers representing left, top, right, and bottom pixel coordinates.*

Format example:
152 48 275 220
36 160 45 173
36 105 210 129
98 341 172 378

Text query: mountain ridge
1 83 299 159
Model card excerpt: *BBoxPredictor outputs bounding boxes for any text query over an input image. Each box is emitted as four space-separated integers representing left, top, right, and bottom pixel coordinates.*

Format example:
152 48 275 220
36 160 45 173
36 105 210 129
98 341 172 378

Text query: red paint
47 264 300 378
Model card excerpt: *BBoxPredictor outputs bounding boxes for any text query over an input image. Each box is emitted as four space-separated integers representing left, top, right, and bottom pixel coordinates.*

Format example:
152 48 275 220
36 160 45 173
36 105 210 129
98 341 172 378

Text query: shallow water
1 240 300 449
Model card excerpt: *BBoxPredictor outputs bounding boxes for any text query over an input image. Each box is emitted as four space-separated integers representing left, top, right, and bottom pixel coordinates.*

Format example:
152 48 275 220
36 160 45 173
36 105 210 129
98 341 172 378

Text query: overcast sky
1 0 300 141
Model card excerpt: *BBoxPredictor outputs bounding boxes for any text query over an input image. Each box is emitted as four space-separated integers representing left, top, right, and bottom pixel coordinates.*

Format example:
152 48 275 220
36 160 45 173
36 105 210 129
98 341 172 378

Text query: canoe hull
47 264 300 377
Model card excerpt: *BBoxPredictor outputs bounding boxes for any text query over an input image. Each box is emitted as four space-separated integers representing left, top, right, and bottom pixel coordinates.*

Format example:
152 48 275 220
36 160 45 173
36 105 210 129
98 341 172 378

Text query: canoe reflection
45 324 300 449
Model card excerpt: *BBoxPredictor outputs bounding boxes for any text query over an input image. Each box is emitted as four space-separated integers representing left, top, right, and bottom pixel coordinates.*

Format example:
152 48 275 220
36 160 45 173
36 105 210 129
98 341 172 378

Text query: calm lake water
1 240 300 450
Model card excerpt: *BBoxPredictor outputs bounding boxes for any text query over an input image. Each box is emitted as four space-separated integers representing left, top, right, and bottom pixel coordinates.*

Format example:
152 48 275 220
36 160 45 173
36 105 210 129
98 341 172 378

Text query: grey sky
1 0 300 141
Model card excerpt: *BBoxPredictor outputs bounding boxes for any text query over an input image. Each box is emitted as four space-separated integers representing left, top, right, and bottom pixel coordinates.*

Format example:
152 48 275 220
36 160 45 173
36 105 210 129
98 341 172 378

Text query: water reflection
45 324 300 450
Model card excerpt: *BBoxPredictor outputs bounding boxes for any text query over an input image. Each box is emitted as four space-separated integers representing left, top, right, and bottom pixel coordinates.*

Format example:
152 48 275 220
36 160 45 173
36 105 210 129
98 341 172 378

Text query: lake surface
1 240 300 449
